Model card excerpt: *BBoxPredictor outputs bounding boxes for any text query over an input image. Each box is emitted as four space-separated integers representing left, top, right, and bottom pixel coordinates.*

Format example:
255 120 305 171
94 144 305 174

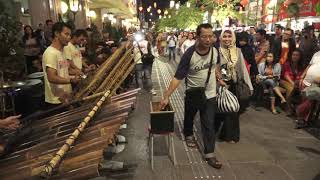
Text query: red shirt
281 62 303 81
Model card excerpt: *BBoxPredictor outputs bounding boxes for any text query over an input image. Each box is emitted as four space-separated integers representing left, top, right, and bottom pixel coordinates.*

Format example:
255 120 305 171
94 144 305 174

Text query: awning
88 0 135 18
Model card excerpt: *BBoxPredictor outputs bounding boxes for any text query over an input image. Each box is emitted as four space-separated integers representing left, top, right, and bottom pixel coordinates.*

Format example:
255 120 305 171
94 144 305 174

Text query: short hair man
42 22 80 108
272 28 296 65
64 29 95 73
160 23 223 169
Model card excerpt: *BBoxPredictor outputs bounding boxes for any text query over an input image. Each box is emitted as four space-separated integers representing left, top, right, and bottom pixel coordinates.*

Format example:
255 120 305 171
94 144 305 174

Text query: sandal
272 110 279 114
227 140 236 144
206 157 222 169
185 136 197 148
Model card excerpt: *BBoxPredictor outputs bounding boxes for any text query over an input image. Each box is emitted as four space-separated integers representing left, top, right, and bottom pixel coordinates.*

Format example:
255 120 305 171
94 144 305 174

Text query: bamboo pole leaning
33 90 111 178
74 45 127 99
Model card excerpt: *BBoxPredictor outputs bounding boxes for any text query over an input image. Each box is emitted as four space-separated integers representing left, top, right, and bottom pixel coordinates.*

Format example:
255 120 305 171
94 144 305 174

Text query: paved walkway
108 57 320 180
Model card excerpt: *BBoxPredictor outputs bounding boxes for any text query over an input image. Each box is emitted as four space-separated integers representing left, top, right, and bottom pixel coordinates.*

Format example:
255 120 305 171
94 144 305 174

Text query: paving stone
229 162 292 180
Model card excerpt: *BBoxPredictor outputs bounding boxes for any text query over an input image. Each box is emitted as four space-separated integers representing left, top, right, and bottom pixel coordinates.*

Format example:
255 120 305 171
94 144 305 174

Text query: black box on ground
150 102 174 134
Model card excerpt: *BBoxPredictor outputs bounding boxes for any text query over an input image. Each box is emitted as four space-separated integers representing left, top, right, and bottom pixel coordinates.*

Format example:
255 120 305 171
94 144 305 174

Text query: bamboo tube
74 45 126 99
106 59 135 93
111 63 136 95
2 103 131 157
31 90 111 178
0 122 120 177
103 55 134 92
0 118 124 172
94 48 133 93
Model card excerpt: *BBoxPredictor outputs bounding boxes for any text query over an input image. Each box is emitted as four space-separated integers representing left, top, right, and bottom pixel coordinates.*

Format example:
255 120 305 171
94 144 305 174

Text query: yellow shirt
42 46 72 104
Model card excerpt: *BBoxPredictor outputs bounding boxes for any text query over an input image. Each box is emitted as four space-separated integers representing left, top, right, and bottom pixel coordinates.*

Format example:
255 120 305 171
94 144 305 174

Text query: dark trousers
184 96 217 155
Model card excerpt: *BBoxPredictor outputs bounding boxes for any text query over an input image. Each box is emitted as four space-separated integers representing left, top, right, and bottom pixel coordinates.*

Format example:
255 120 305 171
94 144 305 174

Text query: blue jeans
134 63 153 90
262 79 278 98
168 47 176 61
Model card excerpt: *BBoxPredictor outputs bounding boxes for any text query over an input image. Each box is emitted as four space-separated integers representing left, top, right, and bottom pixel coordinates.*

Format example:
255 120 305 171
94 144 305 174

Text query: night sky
139 0 188 21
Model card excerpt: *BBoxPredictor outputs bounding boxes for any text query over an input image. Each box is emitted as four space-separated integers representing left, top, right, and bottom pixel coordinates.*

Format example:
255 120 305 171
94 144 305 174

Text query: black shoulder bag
185 48 214 108
137 41 154 65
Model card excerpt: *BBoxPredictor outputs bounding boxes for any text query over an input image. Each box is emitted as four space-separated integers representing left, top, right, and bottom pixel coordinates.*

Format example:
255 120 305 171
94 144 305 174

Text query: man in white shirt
167 32 177 61
64 29 95 73
301 51 320 89
42 22 80 108
133 34 156 95
301 51 320 87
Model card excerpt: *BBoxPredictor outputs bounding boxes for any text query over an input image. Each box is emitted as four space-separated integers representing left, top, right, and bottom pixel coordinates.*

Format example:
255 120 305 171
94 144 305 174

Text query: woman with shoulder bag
216 30 253 143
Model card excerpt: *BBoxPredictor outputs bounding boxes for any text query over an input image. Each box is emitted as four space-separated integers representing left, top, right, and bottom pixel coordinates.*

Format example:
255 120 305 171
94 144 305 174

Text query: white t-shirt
303 51 320 86
134 40 148 54
309 51 320 65
181 39 196 54
64 42 82 70
167 35 177 47
43 46 72 104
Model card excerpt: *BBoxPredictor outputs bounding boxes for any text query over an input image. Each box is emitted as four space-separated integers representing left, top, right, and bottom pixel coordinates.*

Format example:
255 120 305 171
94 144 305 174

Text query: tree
0 1 25 80
156 0 244 31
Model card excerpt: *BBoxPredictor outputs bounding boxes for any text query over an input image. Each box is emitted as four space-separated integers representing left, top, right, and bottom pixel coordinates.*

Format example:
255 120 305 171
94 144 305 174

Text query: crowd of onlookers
19 19 320 129
149 25 320 129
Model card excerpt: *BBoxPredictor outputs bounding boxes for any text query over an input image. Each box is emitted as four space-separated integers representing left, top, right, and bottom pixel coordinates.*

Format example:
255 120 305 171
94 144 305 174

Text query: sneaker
150 89 156 95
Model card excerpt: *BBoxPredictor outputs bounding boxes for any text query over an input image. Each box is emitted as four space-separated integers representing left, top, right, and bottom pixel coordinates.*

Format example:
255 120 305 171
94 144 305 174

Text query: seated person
280 49 305 116
257 52 286 114
0 115 21 154
295 50 320 128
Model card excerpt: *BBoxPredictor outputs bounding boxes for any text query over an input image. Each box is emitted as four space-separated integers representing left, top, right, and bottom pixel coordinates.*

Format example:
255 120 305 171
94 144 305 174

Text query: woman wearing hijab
217 29 253 143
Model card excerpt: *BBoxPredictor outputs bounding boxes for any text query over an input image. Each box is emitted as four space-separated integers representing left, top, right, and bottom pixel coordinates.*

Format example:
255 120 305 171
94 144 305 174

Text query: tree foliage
156 0 243 32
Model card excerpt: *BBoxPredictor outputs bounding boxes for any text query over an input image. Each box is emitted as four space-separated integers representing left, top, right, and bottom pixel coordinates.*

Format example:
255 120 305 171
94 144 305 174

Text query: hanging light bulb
170 1 175 8
157 9 161 14
186 2 191 8
147 8 151 12
164 10 168 15
154 2 157 8
175 3 180 10
138 6 143 12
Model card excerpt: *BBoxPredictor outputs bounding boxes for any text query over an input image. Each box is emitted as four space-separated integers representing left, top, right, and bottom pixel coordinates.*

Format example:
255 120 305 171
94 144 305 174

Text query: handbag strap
186 47 215 89
136 41 143 55
205 47 215 89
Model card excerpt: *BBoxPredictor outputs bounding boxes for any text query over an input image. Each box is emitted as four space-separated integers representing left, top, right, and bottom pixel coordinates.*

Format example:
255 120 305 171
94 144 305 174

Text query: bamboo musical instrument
74 45 127 99
26 90 110 178
94 48 133 93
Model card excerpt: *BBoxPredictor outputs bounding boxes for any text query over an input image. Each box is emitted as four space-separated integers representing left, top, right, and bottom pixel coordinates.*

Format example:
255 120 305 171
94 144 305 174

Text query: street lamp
61 1 68 14
69 0 79 21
